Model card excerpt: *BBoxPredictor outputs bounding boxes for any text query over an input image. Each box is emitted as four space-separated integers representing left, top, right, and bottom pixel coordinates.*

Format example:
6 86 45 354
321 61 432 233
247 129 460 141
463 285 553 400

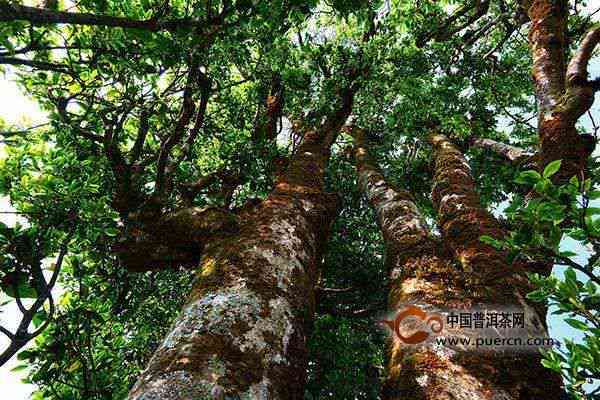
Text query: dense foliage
482 159 600 399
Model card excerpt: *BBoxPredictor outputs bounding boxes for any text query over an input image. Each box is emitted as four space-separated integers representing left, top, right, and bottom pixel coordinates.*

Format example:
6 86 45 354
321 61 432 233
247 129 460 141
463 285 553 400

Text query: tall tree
353 127 563 399
525 0 599 183
0 1 599 399
129 81 361 399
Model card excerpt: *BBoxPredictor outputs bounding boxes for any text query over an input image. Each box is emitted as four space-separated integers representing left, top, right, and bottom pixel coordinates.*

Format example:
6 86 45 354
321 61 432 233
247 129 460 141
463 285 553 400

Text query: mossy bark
427 134 563 399
353 129 564 399
527 0 596 183
128 129 340 400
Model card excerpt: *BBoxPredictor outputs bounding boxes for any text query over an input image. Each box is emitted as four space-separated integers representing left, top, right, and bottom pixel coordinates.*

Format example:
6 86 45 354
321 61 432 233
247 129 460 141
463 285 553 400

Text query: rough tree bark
352 128 563 399
526 0 600 183
470 137 534 165
252 75 284 142
127 96 354 399
465 2 599 184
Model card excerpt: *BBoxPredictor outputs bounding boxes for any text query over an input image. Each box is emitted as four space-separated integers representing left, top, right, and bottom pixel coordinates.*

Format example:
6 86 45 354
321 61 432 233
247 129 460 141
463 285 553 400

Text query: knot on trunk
114 207 239 272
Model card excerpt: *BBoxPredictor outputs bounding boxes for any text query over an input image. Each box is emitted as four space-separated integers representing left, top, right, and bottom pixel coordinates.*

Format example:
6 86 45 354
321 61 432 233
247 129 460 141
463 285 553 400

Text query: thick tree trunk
128 127 341 399
431 134 527 290
353 128 456 398
526 0 598 183
353 129 564 399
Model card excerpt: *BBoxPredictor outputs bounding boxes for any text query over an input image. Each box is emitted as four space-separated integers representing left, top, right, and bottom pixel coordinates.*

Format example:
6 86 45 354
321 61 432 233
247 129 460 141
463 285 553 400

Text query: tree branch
418 0 490 45
470 137 533 164
180 170 221 205
252 75 283 142
0 1 210 33
527 0 568 118
155 60 200 196
0 231 71 367
560 26 600 121
176 73 212 163
0 56 70 73
566 25 600 85
115 206 239 272
129 109 151 163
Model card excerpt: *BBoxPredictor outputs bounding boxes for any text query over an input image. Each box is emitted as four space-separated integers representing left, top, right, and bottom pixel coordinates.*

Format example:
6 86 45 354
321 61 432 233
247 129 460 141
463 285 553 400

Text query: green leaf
1 276 38 299
565 318 589 331
479 235 503 249
526 290 547 302
584 281 597 295
17 350 35 361
588 190 600 200
105 227 119 237
564 267 577 284
32 310 47 328
585 207 600 216
10 364 28 372
66 360 82 373
569 175 580 189
543 160 562 178
560 251 577 258
541 358 562 373
515 170 542 185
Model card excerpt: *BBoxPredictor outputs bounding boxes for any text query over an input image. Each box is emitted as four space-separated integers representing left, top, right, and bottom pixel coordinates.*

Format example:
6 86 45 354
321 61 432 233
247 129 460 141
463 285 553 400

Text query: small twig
588 110 599 140
0 123 50 137
0 325 14 339
0 230 72 367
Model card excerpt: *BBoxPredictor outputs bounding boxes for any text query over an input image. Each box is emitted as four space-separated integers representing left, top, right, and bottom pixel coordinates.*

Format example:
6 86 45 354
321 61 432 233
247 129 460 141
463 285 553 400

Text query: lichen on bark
352 127 564 399
128 120 345 399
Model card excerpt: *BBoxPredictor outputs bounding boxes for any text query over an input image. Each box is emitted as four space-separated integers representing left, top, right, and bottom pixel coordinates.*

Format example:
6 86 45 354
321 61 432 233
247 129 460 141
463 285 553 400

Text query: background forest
0 0 599 399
